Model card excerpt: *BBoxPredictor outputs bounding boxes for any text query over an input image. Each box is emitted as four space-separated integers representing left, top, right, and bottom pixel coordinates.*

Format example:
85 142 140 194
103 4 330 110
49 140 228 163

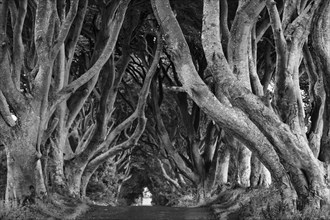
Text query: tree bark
2 108 46 202
0 0 47 202
151 0 330 206
151 0 293 201
64 0 131 195
310 1 330 164
80 29 161 197
216 143 230 185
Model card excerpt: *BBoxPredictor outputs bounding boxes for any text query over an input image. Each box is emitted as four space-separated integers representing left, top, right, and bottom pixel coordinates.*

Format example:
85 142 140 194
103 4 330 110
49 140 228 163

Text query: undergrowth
0 200 34 220
236 188 330 220
0 193 88 220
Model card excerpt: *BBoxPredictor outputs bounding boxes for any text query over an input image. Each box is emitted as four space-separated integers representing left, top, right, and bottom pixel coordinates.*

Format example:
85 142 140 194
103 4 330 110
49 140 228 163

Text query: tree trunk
2 109 46 202
51 108 69 190
250 153 271 187
65 160 87 196
237 142 251 187
196 182 206 204
50 21 69 189
151 0 330 207
226 0 265 188
217 144 230 185
248 23 271 188
64 0 130 196
310 0 330 163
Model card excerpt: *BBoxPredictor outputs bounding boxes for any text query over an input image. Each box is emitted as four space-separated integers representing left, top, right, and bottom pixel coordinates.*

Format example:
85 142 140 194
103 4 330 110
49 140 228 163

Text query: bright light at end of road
142 187 152 206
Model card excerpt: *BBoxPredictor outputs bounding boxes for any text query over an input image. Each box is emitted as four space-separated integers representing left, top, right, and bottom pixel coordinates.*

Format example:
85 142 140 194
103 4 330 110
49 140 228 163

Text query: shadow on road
79 205 216 220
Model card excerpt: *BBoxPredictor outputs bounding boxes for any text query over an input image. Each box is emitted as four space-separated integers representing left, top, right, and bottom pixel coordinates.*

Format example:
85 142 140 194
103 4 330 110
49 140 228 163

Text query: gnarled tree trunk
151 0 330 208
2 107 46 202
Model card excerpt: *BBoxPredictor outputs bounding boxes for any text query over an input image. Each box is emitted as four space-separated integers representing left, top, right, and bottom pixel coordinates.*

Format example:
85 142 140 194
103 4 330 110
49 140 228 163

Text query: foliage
259 202 330 220
86 160 120 205
0 200 33 220
175 192 199 207
261 201 291 220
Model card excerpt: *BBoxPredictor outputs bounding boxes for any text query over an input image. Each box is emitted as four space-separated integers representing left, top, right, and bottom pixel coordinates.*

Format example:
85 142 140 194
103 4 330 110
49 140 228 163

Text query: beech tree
140 1 267 203
151 0 330 208
149 84 221 202
0 0 161 201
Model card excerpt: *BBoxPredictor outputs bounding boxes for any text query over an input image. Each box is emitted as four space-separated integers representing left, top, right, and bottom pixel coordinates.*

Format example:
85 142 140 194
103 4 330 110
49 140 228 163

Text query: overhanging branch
12 0 27 90
50 0 131 114
51 0 80 60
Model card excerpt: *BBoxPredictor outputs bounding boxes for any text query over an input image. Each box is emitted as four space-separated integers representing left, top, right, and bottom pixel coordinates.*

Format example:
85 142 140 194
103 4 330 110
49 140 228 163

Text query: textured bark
152 0 330 205
156 158 181 190
267 0 316 137
0 0 133 201
250 155 261 187
303 45 325 157
228 0 265 89
175 94 205 183
64 1 131 195
236 144 251 187
219 0 230 57
31 0 80 192
204 140 221 192
152 86 198 183
249 28 271 187
50 13 69 188
203 123 221 191
151 0 293 203
11 0 27 90
2 108 46 201
203 0 265 188
226 0 262 186
265 0 330 204
216 144 230 184
174 92 221 196
310 1 330 163
80 30 161 196
261 43 275 93
0 0 47 202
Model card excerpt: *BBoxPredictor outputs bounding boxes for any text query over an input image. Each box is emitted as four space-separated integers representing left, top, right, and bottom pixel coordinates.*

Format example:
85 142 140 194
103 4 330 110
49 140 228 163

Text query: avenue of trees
0 0 330 211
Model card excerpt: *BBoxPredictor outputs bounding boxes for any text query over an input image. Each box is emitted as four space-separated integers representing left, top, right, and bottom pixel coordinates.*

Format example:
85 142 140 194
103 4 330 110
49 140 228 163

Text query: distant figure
22 185 36 206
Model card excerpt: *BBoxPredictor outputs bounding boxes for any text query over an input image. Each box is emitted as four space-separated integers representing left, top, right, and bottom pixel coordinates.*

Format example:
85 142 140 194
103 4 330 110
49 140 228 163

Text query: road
79 205 216 220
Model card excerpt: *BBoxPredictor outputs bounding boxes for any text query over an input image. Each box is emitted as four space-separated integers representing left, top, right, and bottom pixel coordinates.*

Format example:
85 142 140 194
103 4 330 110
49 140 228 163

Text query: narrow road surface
79 205 216 220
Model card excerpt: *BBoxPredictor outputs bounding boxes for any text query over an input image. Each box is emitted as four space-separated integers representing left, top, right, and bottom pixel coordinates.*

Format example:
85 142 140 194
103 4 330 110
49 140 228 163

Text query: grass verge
0 193 89 220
